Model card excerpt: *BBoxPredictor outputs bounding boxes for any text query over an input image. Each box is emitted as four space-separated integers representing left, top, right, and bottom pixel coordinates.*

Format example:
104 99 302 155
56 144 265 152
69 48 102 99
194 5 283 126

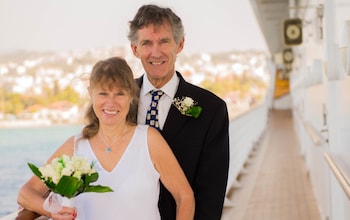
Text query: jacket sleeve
194 100 230 220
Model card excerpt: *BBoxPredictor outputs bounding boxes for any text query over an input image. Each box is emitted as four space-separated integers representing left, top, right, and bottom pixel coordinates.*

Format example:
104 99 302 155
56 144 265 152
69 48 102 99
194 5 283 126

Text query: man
128 4 229 220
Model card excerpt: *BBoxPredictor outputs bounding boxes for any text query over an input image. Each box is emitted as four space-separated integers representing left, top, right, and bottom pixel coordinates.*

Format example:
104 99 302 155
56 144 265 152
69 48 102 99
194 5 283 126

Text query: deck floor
221 109 322 220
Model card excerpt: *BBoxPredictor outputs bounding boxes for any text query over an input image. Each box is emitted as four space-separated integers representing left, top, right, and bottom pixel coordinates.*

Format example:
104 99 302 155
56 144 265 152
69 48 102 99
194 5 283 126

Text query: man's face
131 22 184 88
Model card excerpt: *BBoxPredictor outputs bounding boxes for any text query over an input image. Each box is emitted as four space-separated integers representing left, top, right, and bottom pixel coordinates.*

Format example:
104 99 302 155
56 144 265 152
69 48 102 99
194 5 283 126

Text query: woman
17 57 195 220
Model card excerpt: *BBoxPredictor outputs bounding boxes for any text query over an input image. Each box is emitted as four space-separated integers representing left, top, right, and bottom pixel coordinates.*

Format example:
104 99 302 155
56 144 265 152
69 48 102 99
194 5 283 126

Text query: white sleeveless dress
73 125 160 220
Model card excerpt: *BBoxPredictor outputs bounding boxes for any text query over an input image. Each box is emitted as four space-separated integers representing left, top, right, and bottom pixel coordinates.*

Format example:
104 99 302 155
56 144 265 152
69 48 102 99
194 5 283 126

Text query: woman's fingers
51 207 77 220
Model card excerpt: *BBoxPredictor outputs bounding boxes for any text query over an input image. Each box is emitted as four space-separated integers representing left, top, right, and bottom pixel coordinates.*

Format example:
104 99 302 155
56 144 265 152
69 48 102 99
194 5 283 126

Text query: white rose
72 156 92 174
61 155 70 163
40 165 61 184
73 170 82 179
51 158 64 173
61 163 74 177
183 97 194 107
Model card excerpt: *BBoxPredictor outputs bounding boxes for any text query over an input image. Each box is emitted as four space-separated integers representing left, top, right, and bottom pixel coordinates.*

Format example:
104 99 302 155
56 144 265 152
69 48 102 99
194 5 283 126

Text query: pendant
106 147 111 153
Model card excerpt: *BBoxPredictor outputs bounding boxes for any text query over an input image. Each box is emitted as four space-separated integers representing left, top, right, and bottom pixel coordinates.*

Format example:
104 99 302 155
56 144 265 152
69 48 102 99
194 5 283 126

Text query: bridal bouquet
28 154 113 214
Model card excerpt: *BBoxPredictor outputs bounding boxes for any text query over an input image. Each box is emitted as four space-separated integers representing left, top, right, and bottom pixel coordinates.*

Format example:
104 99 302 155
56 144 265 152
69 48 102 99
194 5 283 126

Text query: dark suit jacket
137 72 230 220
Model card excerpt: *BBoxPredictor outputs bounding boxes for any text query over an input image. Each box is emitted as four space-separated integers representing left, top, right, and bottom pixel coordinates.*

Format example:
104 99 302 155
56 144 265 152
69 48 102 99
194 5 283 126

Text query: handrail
294 108 328 145
302 121 327 146
0 208 43 220
324 153 350 200
230 102 263 121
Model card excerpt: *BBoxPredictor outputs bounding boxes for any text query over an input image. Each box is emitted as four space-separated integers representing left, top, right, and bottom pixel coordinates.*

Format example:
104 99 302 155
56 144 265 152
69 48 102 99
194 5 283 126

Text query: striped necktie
145 90 164 131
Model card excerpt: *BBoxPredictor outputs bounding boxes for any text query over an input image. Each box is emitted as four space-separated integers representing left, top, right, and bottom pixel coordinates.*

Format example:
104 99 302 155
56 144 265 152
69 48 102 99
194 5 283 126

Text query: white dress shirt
137 73 179 130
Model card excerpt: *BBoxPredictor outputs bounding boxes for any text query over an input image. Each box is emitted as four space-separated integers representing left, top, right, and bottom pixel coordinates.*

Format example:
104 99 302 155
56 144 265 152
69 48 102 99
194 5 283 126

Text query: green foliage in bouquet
28 154 113 198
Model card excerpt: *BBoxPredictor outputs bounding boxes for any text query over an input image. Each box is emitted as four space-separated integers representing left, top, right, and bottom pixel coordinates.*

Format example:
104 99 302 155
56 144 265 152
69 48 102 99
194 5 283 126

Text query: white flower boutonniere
173 96 202 118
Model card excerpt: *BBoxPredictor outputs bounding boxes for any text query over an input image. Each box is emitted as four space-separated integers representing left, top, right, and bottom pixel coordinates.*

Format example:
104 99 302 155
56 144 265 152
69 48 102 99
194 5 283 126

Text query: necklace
98 126 128 153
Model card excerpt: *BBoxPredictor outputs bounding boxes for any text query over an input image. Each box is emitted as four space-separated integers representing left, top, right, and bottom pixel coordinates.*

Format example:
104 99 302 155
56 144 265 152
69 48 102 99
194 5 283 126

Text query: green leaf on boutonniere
185 106 202 118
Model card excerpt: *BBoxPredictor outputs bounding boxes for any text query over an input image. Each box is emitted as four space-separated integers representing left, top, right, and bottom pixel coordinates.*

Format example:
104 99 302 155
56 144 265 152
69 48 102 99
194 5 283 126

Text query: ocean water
0 124 83 217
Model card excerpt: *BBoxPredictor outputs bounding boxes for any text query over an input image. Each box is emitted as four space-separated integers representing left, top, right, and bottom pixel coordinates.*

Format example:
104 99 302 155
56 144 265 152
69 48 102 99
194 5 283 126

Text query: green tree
55 86 80 104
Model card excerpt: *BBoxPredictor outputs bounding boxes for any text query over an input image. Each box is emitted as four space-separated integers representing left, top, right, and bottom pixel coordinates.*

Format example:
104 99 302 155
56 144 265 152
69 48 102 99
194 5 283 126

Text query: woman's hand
51 206 77 220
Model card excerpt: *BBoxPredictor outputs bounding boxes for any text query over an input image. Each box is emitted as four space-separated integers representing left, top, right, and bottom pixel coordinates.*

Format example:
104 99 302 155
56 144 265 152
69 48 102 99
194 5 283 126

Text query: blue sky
0 0 267 54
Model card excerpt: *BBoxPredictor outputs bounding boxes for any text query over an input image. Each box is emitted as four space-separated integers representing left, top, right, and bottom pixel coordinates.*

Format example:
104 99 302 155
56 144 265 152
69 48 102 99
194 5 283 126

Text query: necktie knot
145 90 164 130
150 90 164 100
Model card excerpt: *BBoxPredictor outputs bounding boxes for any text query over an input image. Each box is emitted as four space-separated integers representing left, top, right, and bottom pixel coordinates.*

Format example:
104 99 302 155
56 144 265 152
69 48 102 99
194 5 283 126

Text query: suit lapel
162 72 191 138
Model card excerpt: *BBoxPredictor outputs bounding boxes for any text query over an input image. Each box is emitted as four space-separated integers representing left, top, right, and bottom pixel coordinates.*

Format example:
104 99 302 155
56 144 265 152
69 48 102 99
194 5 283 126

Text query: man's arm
194 100 230 220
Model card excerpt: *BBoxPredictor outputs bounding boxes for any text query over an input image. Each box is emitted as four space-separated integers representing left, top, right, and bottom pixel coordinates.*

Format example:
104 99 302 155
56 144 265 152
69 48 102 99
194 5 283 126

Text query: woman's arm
17 176 52 217
147 127 195 220
17 136 76 219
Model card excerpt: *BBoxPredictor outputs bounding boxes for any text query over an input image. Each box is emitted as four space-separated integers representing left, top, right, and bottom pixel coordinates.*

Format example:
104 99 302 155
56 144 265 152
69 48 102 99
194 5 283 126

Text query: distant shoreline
0 119 82 128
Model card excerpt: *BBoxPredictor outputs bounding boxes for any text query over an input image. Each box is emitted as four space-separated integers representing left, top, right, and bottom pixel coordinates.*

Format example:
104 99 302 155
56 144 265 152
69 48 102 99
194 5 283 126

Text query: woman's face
89 85 132 126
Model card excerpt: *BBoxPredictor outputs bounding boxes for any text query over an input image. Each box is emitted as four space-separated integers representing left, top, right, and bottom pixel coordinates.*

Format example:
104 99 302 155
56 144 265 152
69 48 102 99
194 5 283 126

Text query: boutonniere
173 96 202 118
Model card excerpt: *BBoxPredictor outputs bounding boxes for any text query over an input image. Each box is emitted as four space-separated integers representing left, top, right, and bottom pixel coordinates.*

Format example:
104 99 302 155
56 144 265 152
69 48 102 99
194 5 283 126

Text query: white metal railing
292 98 331 220
224 101 268 206
324 153 350 200
0 212 19 220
